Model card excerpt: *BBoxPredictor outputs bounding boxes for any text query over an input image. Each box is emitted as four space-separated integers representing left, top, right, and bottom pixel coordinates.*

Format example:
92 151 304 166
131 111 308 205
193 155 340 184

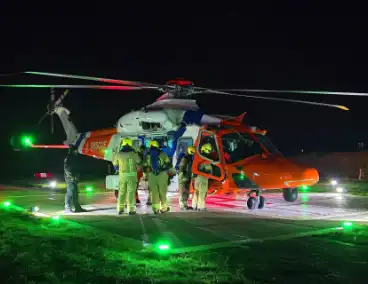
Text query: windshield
253 134 280 154
221 132 280 164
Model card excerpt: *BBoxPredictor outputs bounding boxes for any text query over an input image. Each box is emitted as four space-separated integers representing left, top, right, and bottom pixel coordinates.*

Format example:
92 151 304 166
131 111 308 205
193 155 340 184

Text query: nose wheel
246 189 265 210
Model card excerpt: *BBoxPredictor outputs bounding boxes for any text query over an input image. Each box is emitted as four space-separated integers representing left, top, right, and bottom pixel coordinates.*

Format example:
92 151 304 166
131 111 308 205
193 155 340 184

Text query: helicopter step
246 189 266 210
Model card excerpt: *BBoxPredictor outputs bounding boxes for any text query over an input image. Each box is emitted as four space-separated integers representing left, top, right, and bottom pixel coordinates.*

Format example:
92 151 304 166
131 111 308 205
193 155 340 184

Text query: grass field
1 204 367 283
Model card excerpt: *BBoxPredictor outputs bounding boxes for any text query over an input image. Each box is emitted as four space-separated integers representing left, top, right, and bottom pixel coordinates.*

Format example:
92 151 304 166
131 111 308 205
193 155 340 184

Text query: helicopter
1 71 363 209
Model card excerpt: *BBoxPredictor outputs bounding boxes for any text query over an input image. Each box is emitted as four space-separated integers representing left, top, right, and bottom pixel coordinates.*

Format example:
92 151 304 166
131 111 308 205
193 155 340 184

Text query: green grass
0 208 243 283
1 205 368 283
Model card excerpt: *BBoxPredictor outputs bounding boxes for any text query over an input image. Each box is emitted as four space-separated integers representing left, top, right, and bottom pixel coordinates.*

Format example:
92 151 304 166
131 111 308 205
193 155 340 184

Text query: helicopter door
192 130 225 181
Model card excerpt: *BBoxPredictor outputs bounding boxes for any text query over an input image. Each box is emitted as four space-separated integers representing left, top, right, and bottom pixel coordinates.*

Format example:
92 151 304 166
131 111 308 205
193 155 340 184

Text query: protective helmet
200 143 212 154
187 146 196 155
121 137 133 147
149 140 159 148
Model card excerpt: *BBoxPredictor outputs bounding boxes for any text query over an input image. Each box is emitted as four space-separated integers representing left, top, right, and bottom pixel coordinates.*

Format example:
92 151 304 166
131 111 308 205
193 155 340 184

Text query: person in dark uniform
64 145 86 213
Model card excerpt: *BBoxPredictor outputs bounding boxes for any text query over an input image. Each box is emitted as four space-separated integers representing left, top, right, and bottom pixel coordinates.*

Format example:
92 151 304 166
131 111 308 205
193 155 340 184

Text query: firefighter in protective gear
178 146 195 210
113 138 142 215
192 143 213 211
138 145 151 205
64 145 86 213
144 140 172 214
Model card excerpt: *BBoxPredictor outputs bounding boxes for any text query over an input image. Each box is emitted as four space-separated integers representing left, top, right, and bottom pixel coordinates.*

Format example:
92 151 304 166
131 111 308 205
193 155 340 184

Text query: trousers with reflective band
117 174 138 213
192 175 208 209
148 171 168 212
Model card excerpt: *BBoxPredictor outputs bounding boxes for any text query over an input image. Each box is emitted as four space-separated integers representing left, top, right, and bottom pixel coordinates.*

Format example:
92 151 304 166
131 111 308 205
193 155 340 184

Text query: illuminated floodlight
330 179 338 186
336 187 344 193
49 180 57 188
3 201 11 207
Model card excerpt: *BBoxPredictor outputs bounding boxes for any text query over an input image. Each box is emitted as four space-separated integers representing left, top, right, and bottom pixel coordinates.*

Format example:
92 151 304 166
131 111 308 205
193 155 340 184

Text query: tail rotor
38 88 70 133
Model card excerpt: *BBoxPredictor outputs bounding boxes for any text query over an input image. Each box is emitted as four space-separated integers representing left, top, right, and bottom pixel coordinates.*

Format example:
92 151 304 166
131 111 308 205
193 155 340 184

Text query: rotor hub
165 78 195 98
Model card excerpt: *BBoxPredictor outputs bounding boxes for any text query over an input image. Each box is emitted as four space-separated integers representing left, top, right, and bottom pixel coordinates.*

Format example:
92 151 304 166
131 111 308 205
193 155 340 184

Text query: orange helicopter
1 71 361 209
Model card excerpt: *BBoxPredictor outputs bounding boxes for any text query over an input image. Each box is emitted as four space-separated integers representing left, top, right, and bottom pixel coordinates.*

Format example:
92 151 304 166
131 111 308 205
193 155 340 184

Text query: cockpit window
221 133 263 163
253 134 280 154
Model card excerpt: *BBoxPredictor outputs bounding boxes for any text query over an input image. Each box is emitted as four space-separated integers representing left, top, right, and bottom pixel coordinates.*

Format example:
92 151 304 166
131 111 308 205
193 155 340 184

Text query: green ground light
342 221 353 229
3 201 11 207
85 186 93 192
155 241 171 253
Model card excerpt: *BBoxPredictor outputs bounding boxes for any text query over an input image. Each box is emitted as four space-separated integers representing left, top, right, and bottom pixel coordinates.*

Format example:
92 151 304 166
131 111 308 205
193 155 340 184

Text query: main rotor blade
218 88 368 97
24 71 167 88
203 90 349 111
0 84 159 90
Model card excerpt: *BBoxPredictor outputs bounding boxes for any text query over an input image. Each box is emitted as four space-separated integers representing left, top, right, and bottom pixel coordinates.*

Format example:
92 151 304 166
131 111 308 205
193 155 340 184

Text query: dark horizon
1 11 368 180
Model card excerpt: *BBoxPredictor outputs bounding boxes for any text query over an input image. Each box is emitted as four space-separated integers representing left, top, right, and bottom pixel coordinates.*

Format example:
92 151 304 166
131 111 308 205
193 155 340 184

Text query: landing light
336 187 344 193
49 180 57 188
330 179 338 186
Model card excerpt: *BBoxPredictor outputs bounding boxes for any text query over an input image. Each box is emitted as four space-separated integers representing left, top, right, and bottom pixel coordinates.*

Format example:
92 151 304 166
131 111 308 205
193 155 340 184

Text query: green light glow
52 215 60 220
3 201 11 207
158 244 170 250
301 185 309 191
343 221 352 228
21 136 33 147
86 187 93 192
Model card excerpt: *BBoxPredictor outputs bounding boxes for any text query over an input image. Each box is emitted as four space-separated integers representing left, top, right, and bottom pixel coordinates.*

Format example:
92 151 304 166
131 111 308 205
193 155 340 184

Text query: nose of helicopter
284 167 319 188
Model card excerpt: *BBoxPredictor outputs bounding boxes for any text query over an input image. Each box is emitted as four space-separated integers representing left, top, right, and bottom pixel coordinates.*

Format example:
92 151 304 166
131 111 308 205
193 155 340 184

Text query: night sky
1 6 368 179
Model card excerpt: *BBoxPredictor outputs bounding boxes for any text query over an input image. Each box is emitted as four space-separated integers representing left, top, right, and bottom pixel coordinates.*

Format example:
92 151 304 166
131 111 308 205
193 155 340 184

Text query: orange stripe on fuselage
81 133 114 159
89 128 117 137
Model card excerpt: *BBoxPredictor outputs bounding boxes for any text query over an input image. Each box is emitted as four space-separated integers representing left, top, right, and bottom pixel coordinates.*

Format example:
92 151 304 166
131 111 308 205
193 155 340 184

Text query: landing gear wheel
247 197 257 209
258 196 265 209
283 188 298 202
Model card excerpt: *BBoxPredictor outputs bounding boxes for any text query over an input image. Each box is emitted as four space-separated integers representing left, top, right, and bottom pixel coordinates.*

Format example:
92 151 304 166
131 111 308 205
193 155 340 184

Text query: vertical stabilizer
54 106 79 145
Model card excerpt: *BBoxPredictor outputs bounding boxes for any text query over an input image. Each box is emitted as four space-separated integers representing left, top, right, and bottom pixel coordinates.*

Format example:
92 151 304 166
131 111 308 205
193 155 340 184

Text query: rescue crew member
192 143 213 211
113 138 142 215
64 145 86 213
178 146 195 210
144 140 172 214
138 145 152 205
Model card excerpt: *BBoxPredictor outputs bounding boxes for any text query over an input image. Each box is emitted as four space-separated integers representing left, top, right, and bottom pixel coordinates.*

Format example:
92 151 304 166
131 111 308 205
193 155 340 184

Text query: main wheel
247 197 257 209
283 188 298 202
258 196 266 209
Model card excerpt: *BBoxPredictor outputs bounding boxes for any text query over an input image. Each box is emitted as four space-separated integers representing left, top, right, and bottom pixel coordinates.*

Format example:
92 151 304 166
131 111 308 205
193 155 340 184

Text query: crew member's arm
112 153 119 173
178 156 187 181
135 152 142 172
143 153 151 173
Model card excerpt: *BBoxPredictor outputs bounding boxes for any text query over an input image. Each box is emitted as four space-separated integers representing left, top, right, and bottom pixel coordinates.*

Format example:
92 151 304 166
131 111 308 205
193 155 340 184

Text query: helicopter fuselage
70 107 319 195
